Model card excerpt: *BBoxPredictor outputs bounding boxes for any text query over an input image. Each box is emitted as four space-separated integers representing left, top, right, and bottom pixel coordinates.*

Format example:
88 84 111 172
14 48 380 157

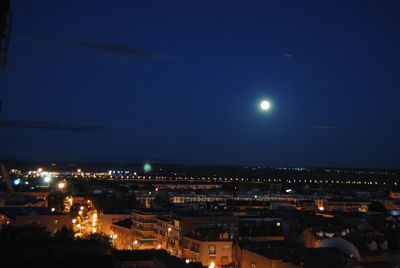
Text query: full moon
260 100 271 111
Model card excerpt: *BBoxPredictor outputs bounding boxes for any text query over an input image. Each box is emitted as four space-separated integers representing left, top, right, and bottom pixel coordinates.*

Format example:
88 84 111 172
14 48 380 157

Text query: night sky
1 1 400 168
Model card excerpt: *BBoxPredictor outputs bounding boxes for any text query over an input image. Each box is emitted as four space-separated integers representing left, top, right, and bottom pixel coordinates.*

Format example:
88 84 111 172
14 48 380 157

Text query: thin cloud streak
69 40 164 58
33 37 167 59
307 125 336 129
0 119 114 132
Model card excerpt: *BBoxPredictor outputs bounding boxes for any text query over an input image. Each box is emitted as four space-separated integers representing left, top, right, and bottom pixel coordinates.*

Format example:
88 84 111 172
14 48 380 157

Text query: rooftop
112 218 133 229
0 207 67 218
100 209 133 215
185 229 232 241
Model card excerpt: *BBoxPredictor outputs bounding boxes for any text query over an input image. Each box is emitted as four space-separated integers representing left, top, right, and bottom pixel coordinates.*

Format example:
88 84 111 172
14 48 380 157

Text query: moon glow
260 100 271 111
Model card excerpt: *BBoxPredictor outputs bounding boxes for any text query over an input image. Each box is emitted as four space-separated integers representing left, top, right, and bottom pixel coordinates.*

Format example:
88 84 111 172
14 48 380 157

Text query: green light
144 164 152 173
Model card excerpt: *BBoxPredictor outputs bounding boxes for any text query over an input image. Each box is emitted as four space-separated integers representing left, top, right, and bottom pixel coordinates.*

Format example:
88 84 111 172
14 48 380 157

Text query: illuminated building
0 207 72 233
182 230 233 267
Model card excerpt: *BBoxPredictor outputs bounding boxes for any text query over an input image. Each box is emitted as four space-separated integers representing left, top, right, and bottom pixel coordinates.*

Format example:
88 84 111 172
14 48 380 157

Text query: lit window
250 262 256 268
209 245 216 255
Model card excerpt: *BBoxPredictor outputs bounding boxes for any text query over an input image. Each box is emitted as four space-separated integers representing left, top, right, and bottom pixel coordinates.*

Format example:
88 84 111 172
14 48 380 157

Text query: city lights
2 2 396 267
43 175 52 183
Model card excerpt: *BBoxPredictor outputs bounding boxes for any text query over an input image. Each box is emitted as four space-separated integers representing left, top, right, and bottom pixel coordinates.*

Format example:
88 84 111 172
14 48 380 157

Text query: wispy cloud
34 37 167 59
44 55 142 67
283 53 293 59
307 125 336 129
0 135 31 145
69 40 164 58
0 119 114 132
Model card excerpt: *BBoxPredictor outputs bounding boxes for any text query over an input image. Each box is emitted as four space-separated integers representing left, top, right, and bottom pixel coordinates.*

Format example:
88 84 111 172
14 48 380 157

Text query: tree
47 192 67 211
77 233 113 253
53 226 75 244
0 223 51 247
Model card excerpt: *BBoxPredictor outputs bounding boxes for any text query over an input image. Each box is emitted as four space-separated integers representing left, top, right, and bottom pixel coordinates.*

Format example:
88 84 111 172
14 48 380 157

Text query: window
223 245 230 250
209 245 216 255
250 262 256 268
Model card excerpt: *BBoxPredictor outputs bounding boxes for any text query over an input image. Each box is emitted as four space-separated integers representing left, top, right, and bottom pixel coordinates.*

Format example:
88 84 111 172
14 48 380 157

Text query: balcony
133 233 156 240
190 247 199 254
154 225 168 232
135 225 154 231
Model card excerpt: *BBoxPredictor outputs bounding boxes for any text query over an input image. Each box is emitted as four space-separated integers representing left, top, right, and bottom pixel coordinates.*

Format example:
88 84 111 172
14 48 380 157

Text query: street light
44 175 51 183
58 182 65 189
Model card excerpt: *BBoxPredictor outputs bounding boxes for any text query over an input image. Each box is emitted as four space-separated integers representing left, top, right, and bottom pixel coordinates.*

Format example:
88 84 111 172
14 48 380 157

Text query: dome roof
319 237 361 260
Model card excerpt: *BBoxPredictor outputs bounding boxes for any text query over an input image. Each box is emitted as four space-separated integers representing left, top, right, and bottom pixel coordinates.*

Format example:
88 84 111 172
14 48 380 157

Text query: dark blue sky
1 0 400 168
